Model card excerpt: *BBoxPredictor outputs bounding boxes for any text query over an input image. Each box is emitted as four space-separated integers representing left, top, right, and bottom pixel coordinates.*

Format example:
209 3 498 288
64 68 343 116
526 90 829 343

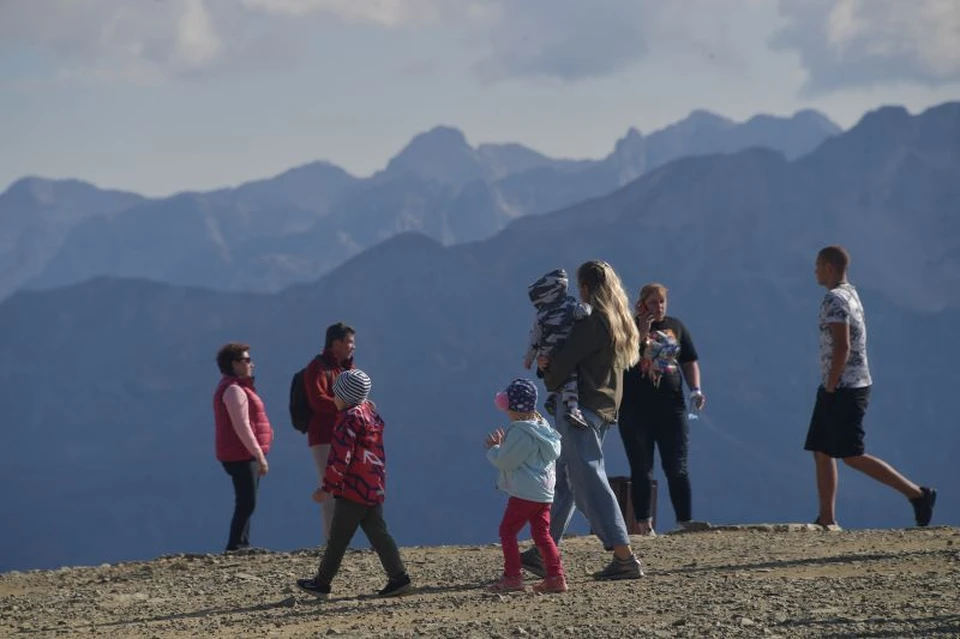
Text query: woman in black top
618 282 706 535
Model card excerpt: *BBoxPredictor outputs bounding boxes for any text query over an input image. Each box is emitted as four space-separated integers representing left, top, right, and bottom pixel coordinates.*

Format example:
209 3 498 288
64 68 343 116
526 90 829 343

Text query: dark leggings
222 459 260 551
618 393 692 523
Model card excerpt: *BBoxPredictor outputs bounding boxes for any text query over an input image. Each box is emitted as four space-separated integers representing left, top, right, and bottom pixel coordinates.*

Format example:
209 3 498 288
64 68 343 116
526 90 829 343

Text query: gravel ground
2 525 959 638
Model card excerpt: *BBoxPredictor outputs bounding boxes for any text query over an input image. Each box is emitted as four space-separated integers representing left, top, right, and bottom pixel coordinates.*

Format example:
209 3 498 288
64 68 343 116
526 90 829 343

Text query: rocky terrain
2 525 958 638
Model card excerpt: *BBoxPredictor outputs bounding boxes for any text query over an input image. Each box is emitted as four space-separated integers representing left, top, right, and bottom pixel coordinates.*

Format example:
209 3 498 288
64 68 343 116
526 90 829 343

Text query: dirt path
2 525 959 638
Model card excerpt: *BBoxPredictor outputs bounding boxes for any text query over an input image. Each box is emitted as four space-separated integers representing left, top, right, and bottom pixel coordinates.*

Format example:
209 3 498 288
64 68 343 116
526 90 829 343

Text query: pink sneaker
532 575 568 593
487 575 526 592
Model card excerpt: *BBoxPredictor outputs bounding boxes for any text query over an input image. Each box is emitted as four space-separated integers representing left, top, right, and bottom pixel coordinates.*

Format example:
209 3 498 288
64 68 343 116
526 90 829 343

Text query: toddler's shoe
532 575 567 593
487 574 526 592
565 407 588 428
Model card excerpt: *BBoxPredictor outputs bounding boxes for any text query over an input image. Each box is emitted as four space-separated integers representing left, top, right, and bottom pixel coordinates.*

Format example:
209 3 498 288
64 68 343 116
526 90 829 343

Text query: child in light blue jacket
485 378 567 593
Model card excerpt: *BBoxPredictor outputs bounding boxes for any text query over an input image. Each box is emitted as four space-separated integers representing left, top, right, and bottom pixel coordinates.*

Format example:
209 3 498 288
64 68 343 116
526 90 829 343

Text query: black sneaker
520 547 546 578
225 545 269 555
296 577 331 599
910 487 937 527
592 554 644 580
378 573 412 598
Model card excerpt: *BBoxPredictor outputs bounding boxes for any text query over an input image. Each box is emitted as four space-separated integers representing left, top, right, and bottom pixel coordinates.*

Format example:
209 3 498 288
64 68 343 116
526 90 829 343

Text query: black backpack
289 358 335 434
289 368 312 434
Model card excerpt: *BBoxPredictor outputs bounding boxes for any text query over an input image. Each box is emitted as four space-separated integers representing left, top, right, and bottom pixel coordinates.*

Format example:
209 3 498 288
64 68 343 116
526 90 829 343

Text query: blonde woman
520 260 645 581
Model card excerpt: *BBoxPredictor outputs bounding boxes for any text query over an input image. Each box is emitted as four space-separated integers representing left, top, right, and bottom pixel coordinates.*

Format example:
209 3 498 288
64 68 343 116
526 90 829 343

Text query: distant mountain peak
382 126 485 186
402 125 471 151
475 143 557 179
610 127 644 157
739 109 842 136
617 126 643 143
5 176 86 197
854 105 911 131
262 160 355 183
2 176 138 206
683 109 735 129
792 108 839 125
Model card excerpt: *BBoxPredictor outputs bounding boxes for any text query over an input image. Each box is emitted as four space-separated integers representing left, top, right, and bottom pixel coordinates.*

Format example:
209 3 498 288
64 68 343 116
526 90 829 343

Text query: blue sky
1 0 958 196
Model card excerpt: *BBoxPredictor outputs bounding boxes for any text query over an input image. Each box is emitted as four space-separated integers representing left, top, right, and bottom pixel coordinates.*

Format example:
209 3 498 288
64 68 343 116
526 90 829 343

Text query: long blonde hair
577 260 640 370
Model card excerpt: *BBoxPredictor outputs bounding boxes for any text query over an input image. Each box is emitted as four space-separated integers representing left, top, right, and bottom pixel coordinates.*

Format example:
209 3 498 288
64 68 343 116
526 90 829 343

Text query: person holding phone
618 283 707 535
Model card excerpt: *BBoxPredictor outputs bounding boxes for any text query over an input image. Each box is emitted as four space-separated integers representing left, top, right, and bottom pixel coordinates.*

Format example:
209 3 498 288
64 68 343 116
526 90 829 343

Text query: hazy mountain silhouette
1 103 956 571
4 110 841 298
0 178 142 300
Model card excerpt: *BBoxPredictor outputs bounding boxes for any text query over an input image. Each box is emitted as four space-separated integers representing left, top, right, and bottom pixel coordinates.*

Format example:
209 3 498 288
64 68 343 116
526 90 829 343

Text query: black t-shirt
622 316 698 408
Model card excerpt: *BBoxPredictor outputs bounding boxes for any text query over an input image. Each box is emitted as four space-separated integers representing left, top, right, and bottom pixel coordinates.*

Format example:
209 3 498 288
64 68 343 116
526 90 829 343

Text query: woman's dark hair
216 342 250 375
324 322 356 350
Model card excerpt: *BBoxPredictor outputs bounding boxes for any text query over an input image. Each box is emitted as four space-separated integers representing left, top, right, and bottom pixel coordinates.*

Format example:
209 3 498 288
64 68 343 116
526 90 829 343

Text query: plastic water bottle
687 390 703 421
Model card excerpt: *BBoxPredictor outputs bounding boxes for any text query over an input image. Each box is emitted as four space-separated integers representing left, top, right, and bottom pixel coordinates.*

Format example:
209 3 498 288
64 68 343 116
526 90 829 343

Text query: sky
1 0 958 197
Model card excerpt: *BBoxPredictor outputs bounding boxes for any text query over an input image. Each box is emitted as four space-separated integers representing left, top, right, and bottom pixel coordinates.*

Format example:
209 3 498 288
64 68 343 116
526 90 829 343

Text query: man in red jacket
304 322 356 542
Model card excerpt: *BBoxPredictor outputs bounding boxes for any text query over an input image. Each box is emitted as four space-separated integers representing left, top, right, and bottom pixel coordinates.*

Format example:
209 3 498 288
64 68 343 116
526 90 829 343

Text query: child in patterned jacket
524 268 591 428
295 369 412 600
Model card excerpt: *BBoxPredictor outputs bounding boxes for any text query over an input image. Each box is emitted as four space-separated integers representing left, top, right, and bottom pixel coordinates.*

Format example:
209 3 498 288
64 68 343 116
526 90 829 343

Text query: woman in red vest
214 342 274 552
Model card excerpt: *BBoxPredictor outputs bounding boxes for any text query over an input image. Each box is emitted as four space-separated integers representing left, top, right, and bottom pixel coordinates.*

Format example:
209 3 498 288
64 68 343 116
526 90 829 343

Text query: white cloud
236 0 659 81
469 0 649 82
3 0 957 92
772 0 960 94
0 0 223 84
237 0 453 26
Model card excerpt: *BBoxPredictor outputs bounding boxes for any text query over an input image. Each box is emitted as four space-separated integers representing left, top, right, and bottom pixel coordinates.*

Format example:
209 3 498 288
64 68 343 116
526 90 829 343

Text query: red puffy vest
214 376 274 462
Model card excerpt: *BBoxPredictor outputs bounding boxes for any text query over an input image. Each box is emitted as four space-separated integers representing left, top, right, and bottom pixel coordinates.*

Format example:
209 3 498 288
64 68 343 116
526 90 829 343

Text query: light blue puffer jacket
486 417 562 503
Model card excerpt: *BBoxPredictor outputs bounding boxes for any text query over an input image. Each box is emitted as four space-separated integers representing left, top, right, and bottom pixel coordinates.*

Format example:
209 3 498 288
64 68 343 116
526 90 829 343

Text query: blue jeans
549 405 630 548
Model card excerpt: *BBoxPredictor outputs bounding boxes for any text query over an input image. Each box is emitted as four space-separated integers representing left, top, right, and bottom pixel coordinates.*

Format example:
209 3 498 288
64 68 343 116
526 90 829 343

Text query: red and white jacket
322 402 387 506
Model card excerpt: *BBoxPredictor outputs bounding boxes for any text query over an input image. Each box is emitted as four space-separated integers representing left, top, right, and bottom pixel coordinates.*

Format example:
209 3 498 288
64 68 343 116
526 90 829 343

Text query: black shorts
804 385 871 459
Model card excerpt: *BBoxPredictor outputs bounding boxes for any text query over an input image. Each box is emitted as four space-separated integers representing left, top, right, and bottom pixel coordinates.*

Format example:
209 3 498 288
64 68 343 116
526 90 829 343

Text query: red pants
499 496 563 578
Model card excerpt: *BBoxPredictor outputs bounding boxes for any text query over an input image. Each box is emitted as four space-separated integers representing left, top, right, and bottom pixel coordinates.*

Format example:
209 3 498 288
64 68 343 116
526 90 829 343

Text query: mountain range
2 103 957 572
0 109 840 301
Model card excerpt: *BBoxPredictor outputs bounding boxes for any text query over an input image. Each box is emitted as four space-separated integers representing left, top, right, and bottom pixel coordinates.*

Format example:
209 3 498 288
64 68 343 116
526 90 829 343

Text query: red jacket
322 402 387 506
214 376 273 462
304 350 354 446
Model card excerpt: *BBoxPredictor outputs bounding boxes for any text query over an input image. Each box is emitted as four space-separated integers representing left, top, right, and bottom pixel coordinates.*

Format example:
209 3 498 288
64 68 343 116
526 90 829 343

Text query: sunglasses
234 357 252 363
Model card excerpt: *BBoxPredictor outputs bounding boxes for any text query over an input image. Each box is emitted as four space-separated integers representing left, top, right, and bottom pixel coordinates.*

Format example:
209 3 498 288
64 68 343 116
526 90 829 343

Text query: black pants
618 393 692 523
316 498 406 585
222 459 260 551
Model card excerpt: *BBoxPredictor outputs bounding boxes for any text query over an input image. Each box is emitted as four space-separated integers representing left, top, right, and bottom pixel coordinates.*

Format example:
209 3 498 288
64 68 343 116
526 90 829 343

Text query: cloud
469 0 650 83
772 0 960 94
237 0 663 82
0 0 224 84
236 0 454 27
3 0 957 91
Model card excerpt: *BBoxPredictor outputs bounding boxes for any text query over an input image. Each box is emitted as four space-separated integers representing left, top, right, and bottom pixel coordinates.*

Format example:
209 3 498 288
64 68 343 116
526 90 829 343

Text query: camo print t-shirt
819 283 872 389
